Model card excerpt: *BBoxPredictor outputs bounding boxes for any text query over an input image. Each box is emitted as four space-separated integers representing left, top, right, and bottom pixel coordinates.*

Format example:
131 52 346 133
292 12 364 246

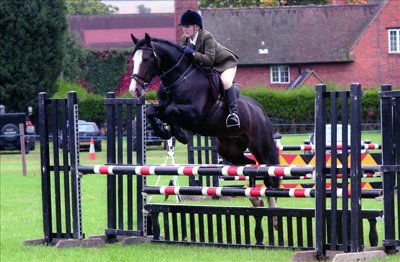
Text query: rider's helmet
179 10 203 29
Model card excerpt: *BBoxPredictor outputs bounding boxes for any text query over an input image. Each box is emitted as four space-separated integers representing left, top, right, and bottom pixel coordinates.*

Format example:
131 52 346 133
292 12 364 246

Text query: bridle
130 46 161 91
130 43 189 92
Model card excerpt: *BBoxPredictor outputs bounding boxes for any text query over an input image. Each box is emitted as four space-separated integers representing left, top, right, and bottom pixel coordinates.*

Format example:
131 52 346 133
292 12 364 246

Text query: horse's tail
264 108 281 189
265 135 281 189
269 134 280 165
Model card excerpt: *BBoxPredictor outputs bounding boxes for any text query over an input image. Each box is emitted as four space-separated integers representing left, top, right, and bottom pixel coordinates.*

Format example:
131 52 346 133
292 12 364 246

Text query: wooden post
19 123 27 176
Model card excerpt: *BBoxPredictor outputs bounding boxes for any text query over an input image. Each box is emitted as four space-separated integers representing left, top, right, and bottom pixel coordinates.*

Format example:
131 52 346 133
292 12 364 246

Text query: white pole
150 138 180 202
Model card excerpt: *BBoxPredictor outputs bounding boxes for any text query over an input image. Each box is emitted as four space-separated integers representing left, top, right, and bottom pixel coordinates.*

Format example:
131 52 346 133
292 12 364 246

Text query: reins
159 54 185 80
161 63 197 93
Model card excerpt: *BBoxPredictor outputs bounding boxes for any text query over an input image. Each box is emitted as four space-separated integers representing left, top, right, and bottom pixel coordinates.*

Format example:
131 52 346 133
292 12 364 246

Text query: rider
179 10 240 128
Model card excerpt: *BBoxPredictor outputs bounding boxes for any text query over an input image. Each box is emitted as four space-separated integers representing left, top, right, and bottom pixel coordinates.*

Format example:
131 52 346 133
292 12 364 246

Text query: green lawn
0 133 398 261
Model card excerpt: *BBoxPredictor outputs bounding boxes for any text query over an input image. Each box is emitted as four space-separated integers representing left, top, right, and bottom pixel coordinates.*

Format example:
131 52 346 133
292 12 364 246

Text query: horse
129 33 280 211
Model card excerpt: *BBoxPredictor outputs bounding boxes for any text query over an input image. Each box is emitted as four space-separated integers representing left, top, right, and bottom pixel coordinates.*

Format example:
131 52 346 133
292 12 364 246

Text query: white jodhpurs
220 66 237 90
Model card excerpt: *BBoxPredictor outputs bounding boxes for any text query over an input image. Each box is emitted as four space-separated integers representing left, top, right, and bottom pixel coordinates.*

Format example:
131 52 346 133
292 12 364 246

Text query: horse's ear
144 33 152 45
131 34 139 45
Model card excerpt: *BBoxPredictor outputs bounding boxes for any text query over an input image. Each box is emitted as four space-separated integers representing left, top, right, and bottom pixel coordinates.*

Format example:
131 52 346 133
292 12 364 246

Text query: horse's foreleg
268 197 279 230
263 178 279 230
170 125 190 144
146 106 172 140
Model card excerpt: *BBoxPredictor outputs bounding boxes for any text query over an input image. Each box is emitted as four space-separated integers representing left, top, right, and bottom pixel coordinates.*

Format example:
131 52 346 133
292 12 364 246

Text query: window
388 29 400 53
271 65 290 84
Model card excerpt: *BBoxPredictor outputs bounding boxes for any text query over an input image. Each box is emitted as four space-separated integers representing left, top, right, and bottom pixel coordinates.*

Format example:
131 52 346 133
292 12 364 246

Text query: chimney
174 0 198 44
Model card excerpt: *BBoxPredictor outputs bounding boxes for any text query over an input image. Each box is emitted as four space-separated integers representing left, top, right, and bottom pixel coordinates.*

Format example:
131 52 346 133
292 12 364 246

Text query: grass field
0 133 398 261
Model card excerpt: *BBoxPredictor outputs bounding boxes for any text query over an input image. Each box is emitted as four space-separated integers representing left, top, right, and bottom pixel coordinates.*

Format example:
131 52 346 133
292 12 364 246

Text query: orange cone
88 137 96 160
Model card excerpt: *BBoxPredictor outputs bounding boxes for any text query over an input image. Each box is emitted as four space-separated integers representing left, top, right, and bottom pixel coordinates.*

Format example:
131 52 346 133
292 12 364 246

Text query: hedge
242 87 315 124
143 86 381 131
55 82 381 132
62 41 131 95
53 81 106 127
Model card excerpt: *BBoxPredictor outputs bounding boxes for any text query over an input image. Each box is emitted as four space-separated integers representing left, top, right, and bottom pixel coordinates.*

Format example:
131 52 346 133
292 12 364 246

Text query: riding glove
182 46 194 56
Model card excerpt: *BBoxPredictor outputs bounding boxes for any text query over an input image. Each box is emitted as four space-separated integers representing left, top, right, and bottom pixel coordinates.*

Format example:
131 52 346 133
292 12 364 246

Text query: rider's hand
182 46 194 57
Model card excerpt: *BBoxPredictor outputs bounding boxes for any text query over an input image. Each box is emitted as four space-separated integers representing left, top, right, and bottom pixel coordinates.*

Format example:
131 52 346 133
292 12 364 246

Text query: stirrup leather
226 113 240 128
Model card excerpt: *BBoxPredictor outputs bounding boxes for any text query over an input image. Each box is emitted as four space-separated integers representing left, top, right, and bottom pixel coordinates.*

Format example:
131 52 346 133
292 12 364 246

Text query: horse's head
129 33 160 97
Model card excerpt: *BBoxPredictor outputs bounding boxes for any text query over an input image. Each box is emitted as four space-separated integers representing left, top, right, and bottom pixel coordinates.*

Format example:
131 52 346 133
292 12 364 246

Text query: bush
53 80 90 99
63 47 131 95
242 87 315 123
53 81 105 126
79 95 106 127
362 88 380 127
83 49 130 94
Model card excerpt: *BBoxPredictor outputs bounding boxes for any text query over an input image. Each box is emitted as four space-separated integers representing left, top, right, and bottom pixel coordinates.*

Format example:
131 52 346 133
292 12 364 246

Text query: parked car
0 105 35 153
59 120 102 152
78 121 102 151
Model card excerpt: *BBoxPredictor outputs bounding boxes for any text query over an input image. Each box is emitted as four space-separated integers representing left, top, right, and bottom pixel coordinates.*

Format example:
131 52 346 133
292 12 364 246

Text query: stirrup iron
226 113 240 128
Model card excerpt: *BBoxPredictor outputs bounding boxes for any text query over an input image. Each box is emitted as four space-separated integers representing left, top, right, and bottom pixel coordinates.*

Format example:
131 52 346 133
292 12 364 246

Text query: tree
65 0 118 15
137 4 151 14
62 32 86 83
0 0 67 113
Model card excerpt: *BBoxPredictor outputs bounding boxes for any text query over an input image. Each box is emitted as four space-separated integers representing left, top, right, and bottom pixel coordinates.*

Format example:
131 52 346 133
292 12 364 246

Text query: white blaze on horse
129 49 143 97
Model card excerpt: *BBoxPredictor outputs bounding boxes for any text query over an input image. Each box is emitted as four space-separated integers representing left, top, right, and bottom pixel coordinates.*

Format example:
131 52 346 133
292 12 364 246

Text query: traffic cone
88 137 96 160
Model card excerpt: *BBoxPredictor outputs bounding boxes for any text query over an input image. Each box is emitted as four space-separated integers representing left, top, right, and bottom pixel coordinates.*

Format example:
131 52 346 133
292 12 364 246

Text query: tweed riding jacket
181 29 239 73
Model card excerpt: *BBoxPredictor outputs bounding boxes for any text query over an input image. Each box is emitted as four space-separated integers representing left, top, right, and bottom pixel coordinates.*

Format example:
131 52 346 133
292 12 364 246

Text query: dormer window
388 29 400 53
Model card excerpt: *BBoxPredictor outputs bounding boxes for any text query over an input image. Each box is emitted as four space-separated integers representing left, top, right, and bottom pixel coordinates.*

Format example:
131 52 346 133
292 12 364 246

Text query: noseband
130 74 150 90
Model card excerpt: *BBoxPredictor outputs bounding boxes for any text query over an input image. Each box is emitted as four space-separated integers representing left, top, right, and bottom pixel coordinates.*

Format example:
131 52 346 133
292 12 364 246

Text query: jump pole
77 164 315 177
142 186 382 199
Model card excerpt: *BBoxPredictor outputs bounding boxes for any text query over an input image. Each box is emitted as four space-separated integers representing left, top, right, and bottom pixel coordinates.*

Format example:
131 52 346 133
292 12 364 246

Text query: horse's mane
134 37 182 54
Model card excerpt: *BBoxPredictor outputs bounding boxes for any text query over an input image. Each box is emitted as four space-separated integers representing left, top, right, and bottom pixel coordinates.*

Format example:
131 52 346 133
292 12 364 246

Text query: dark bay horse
129 33 280 209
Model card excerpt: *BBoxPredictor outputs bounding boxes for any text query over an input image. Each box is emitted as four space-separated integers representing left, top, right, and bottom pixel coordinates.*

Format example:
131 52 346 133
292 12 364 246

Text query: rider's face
182 25 198 39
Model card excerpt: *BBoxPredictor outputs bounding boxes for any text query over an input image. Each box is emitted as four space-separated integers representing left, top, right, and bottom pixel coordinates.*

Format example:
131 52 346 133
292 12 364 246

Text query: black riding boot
224 87 240 128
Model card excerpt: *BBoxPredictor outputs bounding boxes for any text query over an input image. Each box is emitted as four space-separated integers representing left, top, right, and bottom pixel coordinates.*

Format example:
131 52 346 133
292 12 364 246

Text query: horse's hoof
249 197 264 207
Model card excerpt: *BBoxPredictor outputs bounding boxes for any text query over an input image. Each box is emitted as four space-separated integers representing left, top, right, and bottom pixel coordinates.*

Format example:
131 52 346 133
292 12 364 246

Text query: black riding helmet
179 10 203 29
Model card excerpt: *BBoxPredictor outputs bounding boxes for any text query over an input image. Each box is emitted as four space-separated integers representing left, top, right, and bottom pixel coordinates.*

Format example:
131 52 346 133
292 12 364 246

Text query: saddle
196 65 239 101
196 65 240 122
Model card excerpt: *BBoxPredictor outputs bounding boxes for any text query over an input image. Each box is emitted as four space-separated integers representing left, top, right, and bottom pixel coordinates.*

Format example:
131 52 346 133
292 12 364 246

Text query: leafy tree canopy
0 0 67 114
137 4 151 14
65 0 118 15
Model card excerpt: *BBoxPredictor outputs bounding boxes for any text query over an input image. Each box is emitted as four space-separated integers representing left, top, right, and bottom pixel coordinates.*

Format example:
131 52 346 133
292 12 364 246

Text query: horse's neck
158 51 192 85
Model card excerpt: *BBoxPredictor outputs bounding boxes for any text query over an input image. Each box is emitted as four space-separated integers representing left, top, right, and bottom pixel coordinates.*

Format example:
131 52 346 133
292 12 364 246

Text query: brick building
69 0 399 89
201 0 399 88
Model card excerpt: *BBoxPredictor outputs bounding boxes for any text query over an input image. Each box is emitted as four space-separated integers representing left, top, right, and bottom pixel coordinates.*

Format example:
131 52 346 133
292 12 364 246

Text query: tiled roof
68 13 175 49
201 4 382 65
